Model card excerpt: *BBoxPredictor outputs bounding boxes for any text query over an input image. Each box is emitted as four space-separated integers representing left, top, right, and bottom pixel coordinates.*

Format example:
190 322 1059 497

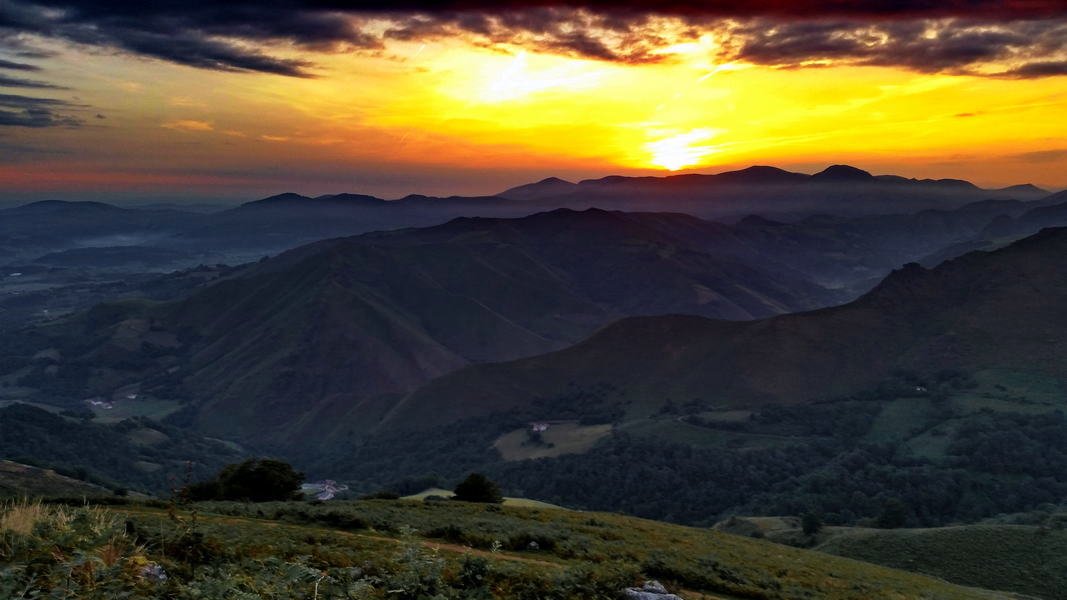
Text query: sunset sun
646 128 723 171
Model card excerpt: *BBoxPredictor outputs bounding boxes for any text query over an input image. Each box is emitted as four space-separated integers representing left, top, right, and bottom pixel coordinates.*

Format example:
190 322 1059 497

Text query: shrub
453 473 503 504
801 512 823 535
876 498 908 529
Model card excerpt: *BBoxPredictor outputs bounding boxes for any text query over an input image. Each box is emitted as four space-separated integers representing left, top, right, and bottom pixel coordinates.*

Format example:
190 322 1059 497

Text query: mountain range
1 164 1054 269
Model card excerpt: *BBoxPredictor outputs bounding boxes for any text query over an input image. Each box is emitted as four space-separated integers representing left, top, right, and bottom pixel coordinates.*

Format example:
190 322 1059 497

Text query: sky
1 1 1067 203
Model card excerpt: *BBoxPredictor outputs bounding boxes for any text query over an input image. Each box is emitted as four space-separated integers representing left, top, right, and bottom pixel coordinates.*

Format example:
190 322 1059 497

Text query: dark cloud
0 58 40 71
1 1 1066 76
725 18 1067 76
383 8 674 64
0 1 381 77
1004 60 1067 77
0 92 81 127
0 73 65 88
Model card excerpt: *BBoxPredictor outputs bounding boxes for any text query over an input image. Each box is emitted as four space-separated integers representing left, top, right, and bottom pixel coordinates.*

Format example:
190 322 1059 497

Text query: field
89 397 182 423
493 422 612 461
0 498 1026 599
400 488 567 510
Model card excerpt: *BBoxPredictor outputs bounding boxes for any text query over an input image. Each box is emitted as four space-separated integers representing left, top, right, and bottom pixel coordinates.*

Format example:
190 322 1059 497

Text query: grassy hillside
0 498 1024 599
0 460 110 499
815 523 1067 600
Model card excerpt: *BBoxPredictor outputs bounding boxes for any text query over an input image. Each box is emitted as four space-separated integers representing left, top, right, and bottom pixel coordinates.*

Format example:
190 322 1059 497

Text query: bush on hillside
801 512 823 535
453 473 503 504
182 458 303 502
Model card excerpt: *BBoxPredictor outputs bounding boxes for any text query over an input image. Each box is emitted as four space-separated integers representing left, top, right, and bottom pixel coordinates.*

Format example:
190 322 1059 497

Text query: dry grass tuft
0 499 71 536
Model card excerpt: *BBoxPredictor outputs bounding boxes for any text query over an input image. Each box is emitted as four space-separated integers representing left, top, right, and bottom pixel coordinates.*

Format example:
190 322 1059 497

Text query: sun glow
479 51 603 103
645 128 722 171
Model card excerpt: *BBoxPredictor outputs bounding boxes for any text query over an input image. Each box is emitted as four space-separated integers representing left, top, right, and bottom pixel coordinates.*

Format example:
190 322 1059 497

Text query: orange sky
2 12 1066 201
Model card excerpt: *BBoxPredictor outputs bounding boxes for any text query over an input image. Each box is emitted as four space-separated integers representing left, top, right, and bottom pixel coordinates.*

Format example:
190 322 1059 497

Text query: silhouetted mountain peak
7 200 120 214
246 192 311 205
498 176 578 200
812 165 875 181
241 192 388 210
996 183 1048 195
314 193 386 205
536 176 572 185
713 165 807 185
916 178 979 190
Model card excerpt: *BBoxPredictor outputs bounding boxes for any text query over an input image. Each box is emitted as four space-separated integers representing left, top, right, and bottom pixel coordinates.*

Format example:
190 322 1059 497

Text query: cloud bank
0 1 1065 78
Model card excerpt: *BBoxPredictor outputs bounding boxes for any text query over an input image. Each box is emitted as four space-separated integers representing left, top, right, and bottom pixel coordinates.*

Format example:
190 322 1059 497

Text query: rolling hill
0 459 110 498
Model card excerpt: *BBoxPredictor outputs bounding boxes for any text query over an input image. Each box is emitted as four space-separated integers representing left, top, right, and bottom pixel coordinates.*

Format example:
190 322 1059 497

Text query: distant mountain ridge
498 163 1043 207
3 164 1053 270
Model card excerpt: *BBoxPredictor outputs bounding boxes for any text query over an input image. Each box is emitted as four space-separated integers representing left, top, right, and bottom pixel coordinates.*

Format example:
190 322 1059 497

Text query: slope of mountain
713 514 1067 599
498 176 578 200
815 522 1067 600
981 189 1067 238
393 226 1067 428
2 209 837 448
0 403 243 494
0 459 111 498
726 197 1037 291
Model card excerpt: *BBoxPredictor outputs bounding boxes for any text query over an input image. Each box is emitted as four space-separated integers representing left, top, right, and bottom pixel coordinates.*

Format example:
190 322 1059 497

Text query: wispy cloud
161 119 214 132
0 58 40 71
0 73 65 88
0 92 80 127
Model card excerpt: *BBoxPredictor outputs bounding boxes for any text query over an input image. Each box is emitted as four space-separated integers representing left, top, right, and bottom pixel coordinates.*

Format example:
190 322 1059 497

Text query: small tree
876 498 908 529
801 512 823 536
453 473 503 504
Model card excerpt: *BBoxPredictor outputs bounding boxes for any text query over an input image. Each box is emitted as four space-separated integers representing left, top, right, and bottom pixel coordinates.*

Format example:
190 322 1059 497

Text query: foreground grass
0 498 1023 599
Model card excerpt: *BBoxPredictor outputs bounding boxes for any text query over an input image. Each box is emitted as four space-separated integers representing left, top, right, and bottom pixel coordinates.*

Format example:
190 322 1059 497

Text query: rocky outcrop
623 580 684 600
